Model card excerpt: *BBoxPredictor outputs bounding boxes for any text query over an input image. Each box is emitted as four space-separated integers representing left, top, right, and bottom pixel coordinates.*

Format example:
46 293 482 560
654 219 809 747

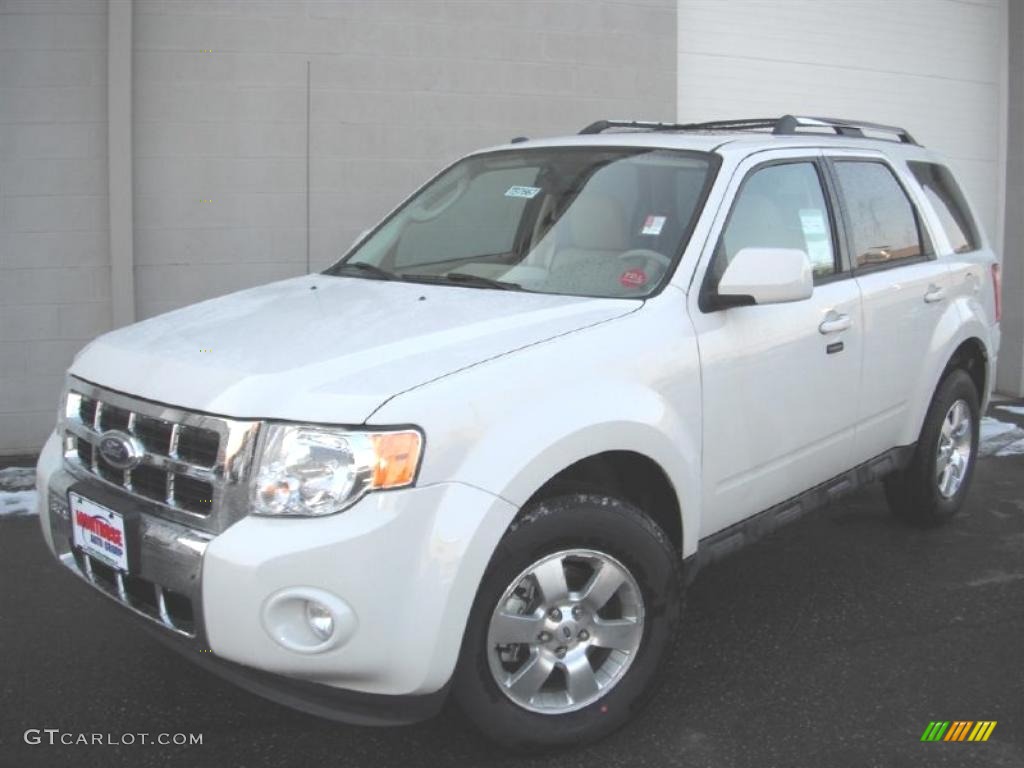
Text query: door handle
818 311 852 335
924 284 946 303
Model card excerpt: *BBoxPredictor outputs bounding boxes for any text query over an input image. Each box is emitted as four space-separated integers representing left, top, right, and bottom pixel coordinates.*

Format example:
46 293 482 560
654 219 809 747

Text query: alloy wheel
486 548 644 714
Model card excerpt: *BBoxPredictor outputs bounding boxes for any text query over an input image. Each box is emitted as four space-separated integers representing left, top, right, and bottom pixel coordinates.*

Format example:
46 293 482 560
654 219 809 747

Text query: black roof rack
578 115 919 146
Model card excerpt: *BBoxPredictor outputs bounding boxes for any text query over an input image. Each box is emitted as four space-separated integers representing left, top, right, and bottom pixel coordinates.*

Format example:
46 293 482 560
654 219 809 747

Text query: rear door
690 150 863 536
906 160 1000 331
825 152 953 462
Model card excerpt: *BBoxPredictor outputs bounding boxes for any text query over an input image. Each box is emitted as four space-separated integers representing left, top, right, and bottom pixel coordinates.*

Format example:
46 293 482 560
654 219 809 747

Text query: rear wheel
453 493 682 750
884 369 980 527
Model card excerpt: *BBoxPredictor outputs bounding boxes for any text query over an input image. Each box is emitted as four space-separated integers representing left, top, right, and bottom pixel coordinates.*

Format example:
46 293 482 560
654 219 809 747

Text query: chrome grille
75 549 196 637
62 377 261 534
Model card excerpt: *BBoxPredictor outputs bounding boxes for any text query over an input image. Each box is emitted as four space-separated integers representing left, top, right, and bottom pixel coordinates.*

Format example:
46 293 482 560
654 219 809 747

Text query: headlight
251 424 423 517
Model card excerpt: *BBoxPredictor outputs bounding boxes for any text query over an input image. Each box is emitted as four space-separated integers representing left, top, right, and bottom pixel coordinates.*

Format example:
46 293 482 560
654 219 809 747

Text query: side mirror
717 247 813 306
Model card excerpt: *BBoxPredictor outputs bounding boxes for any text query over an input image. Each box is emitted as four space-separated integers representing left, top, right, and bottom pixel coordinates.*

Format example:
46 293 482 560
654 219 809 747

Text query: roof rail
578 120 694 134
579 115 919 146
772 115 917 145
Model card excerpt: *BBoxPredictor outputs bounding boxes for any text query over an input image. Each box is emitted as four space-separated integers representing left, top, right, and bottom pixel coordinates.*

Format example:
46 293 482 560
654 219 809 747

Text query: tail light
992 262 1002 323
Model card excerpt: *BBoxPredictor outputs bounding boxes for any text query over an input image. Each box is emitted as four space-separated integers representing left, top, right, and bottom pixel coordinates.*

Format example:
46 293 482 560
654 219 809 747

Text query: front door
689 151 863 536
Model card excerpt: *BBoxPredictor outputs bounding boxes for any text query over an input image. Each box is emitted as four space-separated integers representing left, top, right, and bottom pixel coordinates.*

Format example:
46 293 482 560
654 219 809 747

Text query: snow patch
0 466 34 491
996 405 1024 416
0 466 37 517
996 438 1024 458
979 417 1024 457
0 490 37 517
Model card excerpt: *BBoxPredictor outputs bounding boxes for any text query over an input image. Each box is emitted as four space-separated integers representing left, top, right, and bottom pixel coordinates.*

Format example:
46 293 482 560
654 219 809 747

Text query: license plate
70 492 128 572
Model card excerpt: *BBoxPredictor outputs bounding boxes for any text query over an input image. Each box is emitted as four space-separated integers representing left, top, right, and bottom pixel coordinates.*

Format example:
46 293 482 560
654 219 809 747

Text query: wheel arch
940 337 989 405
901 307 995 447
523 450 684 557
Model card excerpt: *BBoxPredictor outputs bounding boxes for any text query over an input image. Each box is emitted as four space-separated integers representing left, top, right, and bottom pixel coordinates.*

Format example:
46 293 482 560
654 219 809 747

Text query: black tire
453 493 682 751
884 369 980 527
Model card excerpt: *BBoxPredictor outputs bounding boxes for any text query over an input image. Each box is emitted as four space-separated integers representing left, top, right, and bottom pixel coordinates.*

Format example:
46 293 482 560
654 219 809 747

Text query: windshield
326 147 717 299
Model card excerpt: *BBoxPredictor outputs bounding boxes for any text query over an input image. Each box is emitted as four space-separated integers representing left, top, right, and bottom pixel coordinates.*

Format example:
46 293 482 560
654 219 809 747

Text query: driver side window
713 161 837 284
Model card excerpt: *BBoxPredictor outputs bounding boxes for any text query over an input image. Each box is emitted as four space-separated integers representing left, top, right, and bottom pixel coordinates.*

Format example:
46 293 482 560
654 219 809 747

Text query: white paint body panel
202 482 517 695
68 274 635 424
693 278 863 534
36 130 1000 700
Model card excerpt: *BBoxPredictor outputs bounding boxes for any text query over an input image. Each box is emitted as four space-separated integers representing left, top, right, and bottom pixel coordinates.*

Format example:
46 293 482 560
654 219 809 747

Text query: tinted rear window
908 161 980 254
833 160 926 269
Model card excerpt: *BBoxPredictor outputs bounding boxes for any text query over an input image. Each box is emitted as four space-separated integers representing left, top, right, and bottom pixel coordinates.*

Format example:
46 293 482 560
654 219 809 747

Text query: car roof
473 130 941 164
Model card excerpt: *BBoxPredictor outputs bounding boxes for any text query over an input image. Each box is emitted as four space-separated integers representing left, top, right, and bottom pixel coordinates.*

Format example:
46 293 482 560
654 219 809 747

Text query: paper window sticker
805 238 834 270
799 209 832 270
799 209 827 236
505 185 541 199
641 215 666 236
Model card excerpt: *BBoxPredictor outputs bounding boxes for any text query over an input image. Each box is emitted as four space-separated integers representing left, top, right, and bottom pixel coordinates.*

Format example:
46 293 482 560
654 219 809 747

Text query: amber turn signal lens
370 431 422 489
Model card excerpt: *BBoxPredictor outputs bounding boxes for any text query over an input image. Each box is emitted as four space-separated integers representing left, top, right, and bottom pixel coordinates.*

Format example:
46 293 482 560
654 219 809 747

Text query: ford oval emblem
98 431 142 470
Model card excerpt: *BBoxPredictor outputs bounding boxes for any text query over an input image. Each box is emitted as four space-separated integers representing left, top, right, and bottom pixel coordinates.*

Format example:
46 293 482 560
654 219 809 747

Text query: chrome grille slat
90 401 102 473
156 584 172 628
124 412 137 491
62 377 261 534
168 422 180 459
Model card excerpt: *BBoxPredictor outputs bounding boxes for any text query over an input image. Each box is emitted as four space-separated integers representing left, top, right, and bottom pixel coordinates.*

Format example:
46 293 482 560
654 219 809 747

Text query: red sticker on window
619 268 647 288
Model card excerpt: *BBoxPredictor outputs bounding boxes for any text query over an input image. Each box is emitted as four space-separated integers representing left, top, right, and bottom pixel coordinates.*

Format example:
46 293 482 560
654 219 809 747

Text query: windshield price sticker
505 185 542 199
641 215 666 236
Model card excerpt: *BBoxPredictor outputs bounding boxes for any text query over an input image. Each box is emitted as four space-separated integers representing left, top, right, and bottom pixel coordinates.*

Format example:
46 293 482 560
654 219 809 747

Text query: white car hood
70 274 636 423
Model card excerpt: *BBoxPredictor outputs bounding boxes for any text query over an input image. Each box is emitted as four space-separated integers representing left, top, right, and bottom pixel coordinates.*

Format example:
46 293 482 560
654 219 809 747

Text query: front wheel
453 494 682 750
884 369 980 527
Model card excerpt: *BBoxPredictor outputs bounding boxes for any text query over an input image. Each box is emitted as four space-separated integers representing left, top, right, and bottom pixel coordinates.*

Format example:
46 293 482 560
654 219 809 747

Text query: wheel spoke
490 610 545 645
936 399 974 498
941 412 954 440
939 463 956 497
506 653 554 701
532 557 569 604
563 653 600 703
579 561 626 612
954 451 968 474
590 617 642 650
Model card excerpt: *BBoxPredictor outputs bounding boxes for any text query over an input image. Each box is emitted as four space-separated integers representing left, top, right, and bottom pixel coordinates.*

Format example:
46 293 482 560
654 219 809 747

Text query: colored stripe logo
921 721 997 742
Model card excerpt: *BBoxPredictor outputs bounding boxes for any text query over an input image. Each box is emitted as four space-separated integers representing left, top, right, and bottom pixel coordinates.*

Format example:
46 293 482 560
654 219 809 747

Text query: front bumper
36 431 517 720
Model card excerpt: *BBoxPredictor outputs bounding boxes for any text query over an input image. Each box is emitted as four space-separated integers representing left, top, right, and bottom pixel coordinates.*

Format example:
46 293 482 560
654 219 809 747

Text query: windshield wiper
401 272 523 291
328 262 400 280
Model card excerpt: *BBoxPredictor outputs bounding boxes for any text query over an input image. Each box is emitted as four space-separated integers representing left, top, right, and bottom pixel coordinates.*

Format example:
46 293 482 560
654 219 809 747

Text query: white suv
36 115 1001 749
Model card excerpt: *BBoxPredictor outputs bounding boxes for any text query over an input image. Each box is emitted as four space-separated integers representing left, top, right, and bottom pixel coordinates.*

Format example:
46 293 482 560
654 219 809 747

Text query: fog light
262 588 358 653
305 600 334 641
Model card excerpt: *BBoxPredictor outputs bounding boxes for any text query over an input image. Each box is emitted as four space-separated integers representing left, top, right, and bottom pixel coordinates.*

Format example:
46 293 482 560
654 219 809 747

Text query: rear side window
833 161 927 269
908 161 980 254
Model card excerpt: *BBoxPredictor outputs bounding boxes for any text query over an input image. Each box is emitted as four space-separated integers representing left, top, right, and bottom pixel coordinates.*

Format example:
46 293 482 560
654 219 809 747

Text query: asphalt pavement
2 408 1024 768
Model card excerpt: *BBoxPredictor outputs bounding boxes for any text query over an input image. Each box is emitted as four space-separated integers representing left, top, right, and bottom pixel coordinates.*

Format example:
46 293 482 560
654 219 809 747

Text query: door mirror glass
717 247 813 305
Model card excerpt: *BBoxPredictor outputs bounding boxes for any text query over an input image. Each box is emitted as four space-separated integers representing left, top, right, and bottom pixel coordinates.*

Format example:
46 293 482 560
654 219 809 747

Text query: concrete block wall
676 0 1006 249
998 0 1023 395
0 0 111 454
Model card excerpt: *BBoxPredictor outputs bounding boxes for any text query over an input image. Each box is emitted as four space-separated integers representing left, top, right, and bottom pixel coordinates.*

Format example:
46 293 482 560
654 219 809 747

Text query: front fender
369 298 702 557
